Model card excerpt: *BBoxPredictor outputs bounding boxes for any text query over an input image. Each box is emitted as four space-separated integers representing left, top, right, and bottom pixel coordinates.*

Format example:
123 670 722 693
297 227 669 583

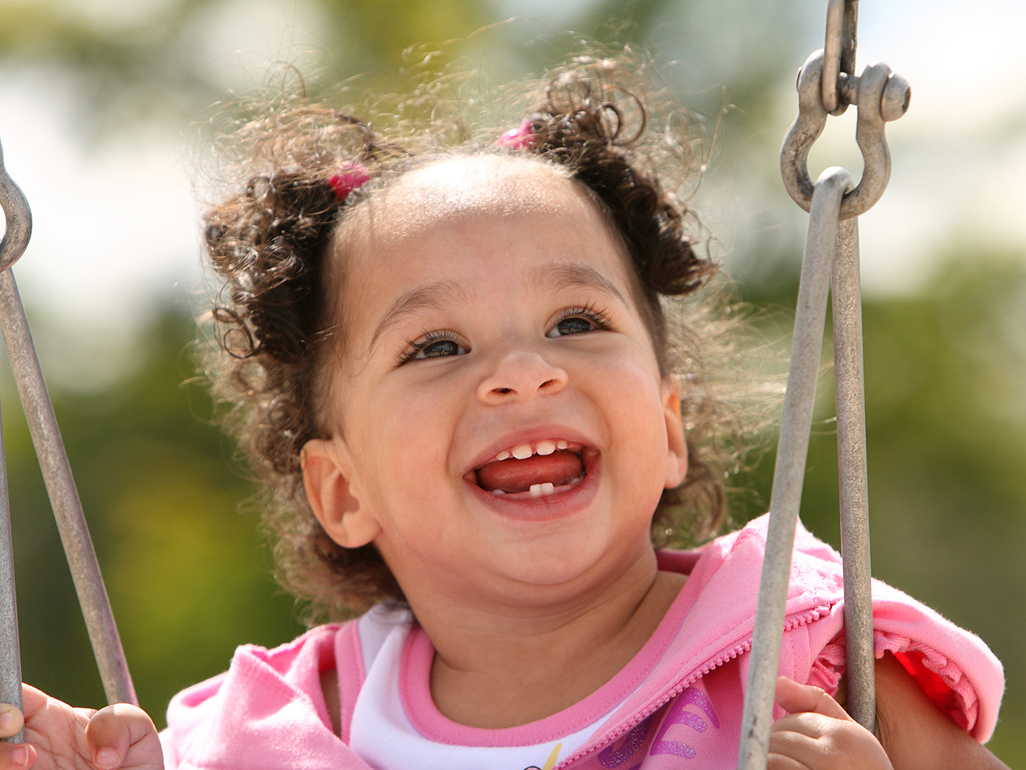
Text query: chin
490 534 634 590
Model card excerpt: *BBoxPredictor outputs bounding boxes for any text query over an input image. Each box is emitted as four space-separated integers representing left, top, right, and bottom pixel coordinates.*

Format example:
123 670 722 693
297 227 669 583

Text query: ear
301 438 381 549
661 375 688 489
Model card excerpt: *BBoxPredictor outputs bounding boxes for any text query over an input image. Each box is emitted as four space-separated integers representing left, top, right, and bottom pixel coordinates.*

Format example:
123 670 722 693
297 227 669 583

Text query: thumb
0 703 25 739
83 705 159 770
775 676 852 721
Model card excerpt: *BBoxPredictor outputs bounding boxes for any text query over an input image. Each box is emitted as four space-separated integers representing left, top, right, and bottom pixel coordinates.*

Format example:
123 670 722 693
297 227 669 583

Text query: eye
547 305 612 338
419 339 463 358
399 330 468 363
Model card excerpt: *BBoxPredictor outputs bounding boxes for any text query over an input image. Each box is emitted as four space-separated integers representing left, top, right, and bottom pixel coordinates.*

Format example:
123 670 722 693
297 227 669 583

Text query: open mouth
469 439 593 498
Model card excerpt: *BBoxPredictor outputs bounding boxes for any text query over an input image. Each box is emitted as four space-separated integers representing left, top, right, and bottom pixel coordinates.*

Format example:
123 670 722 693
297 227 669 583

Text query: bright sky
0 0 1023 376
828 0 1026 294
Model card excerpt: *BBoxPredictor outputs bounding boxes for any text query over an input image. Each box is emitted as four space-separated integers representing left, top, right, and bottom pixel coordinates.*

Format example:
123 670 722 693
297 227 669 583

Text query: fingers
0 702 32 770
84 705 160 770
0 742 36 770
769 718 892 770
0 703 25 740
775 677 851 721
4 688 161 770
771 678 893 770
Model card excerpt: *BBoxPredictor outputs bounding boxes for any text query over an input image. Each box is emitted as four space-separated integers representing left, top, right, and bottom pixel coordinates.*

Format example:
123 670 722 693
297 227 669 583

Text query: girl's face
303 155 687 608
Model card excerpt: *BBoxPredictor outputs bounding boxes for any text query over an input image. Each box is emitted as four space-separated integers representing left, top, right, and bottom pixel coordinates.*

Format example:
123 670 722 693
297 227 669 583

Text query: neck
407 548 686 728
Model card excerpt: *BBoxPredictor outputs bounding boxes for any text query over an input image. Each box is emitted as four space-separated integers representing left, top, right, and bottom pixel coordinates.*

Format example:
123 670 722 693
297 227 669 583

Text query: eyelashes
396 329 468 365
396 302 615 365
547 303 613 337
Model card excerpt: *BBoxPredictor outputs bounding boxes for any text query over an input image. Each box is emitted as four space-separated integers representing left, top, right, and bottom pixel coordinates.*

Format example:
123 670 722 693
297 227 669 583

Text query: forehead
331 154 636 344
342 154 603 246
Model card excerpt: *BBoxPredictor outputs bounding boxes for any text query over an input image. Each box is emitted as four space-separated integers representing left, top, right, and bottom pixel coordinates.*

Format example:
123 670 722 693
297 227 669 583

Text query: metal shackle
780 50 911 219
0 138 31 273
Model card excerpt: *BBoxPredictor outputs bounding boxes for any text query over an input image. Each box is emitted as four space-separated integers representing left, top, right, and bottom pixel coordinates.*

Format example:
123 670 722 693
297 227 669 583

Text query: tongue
476 450 584 493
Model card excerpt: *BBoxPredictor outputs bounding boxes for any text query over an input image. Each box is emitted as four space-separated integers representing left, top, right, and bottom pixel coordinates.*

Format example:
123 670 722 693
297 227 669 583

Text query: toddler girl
0 53 1009 770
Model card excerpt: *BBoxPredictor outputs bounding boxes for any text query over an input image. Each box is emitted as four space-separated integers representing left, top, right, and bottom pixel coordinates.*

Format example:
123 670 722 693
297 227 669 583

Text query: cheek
374 380 461 476
595 345 665 411
599 356 671 476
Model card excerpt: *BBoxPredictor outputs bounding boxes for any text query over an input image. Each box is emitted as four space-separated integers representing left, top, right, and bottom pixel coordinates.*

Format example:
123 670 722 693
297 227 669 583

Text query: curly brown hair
201 52 754 620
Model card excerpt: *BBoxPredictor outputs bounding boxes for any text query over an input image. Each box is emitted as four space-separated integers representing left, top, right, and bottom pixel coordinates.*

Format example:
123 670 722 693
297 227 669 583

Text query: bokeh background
1 0 1024 764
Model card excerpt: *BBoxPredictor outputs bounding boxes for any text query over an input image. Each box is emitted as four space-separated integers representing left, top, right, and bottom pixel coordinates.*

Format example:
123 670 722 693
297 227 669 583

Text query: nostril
494 387 514 395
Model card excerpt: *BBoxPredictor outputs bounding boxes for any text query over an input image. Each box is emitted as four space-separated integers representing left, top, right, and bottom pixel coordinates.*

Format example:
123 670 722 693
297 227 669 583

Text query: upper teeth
496 439 571 463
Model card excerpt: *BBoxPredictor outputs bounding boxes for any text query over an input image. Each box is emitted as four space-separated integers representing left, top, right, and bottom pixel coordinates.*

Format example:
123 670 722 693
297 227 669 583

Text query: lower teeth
489 475 584 497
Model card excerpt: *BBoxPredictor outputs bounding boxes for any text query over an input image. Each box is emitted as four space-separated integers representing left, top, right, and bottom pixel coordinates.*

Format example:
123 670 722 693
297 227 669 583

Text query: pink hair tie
497 120 534 149
328 162 370 202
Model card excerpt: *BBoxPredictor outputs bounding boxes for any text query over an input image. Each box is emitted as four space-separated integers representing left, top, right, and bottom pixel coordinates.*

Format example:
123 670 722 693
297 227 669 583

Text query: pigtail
522 64 716 368
515 61 732 544
202 110 409 618
203 108 385 468
207 171 340 364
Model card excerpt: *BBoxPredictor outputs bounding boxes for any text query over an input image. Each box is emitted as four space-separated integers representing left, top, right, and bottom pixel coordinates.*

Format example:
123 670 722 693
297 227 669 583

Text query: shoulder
163 623 350 722
161 623 372 770
658 514 1004 742
657 513 846 605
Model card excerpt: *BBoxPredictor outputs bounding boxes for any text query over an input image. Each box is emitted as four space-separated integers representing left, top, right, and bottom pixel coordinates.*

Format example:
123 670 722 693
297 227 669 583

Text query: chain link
822 0 859 115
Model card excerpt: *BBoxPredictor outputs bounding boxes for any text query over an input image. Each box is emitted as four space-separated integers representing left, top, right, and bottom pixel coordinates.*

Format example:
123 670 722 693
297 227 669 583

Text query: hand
0 686 162 770
769 676 893 770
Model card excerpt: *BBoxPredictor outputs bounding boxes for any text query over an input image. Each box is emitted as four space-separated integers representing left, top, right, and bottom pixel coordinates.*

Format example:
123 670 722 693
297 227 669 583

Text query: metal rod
832 217 876 731
737 166 852 770
0 271 136 706
0 133 31 740
0 393 23 744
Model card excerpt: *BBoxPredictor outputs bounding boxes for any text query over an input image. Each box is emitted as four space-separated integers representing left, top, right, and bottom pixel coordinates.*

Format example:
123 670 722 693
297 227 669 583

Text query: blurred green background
0 0 1023 766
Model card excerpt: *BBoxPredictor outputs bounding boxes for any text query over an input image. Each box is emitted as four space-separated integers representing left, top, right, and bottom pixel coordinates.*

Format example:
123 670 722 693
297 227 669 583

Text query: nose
476 348 568 404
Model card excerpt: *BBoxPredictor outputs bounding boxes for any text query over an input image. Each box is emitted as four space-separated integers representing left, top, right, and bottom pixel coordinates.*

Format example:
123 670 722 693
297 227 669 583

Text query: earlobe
661 376 688 488
301 438 381 548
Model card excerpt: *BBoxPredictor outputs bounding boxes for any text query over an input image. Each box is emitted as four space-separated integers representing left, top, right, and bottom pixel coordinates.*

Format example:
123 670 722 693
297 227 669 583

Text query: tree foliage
0 0 1022 765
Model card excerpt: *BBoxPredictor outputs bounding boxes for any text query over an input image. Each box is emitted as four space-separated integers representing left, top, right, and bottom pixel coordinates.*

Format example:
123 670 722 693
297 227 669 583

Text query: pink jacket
161 515 1003 769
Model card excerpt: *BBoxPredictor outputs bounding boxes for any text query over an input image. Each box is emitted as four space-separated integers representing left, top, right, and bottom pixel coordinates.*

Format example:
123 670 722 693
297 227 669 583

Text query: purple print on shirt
594 687 719 767
648 688 719 760
597 715 656 768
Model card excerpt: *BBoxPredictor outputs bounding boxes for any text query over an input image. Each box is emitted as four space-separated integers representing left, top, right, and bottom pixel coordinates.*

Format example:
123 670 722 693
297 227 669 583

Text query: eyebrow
369 279 470 350
529 263 630 306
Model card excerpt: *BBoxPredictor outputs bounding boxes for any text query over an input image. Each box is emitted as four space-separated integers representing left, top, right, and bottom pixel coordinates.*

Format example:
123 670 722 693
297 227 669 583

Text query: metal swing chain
737 2 910 768
0 136 137 736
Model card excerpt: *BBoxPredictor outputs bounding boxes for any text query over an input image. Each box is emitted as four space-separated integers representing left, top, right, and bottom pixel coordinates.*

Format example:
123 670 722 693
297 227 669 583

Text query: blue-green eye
553 316 594 335
399 330 468 363
547 306 612 338
418 338 463 358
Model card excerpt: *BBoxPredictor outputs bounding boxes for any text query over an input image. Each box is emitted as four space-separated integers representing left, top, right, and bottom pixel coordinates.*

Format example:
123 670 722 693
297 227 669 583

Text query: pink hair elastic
328 162 371 202
497 120 534 149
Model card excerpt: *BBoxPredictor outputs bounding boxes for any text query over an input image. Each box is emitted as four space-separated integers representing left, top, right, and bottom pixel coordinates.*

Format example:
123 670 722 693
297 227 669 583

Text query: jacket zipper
552 606 829 770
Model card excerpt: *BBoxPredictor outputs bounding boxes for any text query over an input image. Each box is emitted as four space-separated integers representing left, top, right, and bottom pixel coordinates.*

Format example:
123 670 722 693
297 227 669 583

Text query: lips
470 438 591 496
